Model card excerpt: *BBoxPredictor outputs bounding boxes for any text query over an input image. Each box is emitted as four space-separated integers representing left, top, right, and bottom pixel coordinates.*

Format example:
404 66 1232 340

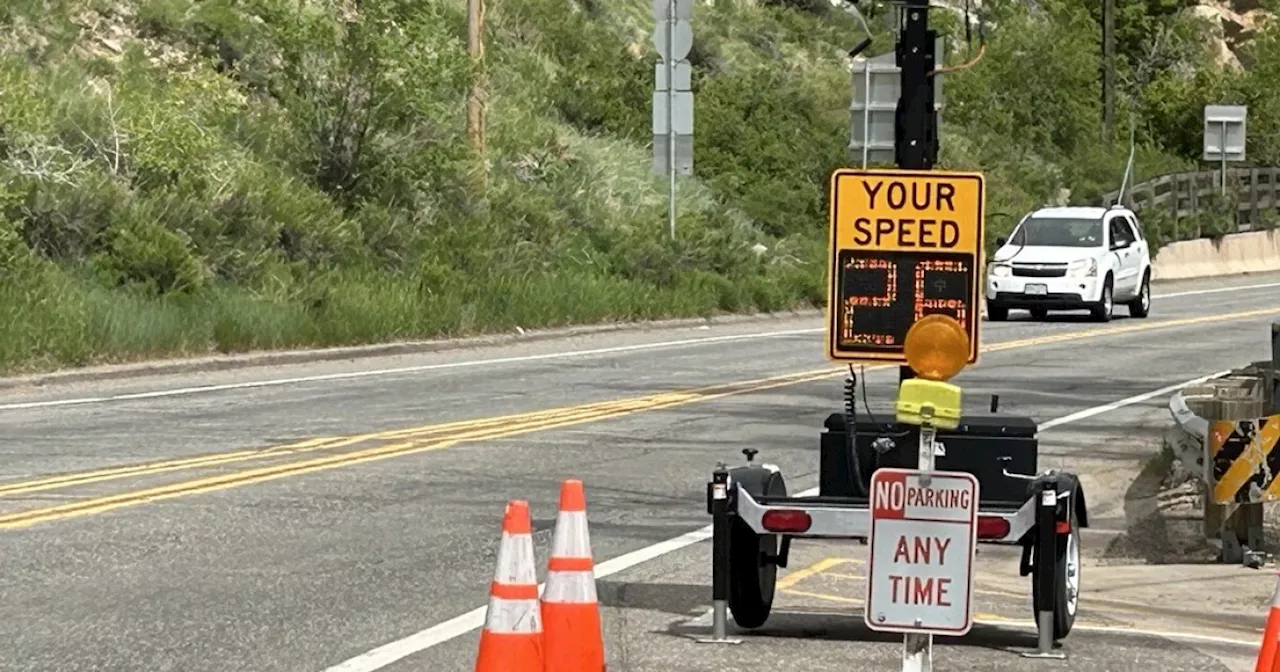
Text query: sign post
652 0 694 239
893 0 939 384
824 168 986 365
866 466 979 672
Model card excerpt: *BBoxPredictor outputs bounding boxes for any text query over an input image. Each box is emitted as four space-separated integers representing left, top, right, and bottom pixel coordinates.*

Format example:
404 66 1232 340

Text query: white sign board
1203 104 1247 162
865 468 979 636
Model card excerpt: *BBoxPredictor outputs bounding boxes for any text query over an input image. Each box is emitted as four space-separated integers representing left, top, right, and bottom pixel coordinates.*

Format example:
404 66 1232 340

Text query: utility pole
1102 0 1115 142
466 0 488 193
896 0 937 387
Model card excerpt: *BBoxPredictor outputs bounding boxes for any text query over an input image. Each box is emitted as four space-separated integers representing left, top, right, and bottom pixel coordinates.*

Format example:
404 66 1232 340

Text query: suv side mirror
1111 238 1130 251
995 236 1008 247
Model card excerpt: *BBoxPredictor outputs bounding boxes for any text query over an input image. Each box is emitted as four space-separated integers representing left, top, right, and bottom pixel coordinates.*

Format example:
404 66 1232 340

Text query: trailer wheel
727 467 787 629
1031 493 1079 640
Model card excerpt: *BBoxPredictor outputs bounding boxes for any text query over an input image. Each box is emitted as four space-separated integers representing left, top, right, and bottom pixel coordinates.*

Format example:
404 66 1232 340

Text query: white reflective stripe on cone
543 570 599 603
550 512 592 558
484 597 543 633
494 532 538 584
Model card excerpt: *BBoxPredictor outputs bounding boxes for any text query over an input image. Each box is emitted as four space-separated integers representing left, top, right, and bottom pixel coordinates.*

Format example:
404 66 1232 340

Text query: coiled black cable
842 364 869 498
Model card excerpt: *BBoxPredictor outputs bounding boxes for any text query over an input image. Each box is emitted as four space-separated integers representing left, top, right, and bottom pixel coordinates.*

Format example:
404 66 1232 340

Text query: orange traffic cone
475 500 545 672
541 479 606 671
1255 573 1280 672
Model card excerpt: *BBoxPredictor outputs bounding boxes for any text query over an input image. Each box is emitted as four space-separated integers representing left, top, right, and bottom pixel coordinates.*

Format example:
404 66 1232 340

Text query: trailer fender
728 465 787 509
1020 472 1086 529
706 464 787 514
1073 481 1090 529
1018 473 1085 576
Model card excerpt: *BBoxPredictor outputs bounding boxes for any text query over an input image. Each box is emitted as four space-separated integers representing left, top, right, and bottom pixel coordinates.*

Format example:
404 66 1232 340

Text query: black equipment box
818 412 1039 511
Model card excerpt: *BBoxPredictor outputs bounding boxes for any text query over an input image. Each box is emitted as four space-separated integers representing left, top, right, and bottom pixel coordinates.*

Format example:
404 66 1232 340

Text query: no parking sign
865 467 979 636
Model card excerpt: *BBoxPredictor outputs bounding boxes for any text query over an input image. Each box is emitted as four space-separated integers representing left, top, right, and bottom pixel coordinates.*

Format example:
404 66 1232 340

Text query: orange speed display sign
825 168 986 364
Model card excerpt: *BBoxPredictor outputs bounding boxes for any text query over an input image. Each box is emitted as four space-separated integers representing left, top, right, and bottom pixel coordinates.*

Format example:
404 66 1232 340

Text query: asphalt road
1 272 1278 672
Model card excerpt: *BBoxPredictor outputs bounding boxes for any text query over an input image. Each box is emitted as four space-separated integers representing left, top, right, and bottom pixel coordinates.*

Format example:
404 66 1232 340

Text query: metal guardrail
1165 324 1280 566
1102 167 1280 235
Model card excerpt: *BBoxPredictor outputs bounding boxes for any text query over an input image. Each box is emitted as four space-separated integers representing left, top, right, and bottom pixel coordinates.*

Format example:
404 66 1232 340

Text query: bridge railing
1101 167 1280 241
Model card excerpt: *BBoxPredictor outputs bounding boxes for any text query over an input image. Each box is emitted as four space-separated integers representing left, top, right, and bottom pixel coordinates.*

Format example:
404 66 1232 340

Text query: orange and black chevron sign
1208 414 1280 504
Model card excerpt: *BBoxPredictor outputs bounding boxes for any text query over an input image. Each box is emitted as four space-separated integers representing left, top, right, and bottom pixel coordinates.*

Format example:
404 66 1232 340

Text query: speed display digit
825 168 986 364
835 250 974 352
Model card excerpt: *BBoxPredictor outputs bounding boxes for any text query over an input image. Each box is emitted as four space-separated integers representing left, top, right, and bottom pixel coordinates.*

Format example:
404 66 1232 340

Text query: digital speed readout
834 250 974 352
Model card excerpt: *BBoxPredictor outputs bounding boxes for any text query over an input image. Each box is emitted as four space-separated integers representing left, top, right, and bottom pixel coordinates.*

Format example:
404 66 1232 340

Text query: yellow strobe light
895 314 969 430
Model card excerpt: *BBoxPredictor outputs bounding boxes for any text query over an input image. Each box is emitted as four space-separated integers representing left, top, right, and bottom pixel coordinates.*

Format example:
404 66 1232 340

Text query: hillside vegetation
0 0 1276 373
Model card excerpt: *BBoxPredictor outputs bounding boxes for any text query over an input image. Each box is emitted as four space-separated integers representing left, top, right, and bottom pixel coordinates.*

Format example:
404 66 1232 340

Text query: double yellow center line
0 305 1277 531
0 369 839 530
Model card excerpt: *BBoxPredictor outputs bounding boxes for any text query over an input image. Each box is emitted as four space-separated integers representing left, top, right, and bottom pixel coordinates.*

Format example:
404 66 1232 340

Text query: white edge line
318 371 1227 671
0 328 823 411
1056 622 1257 649
3 279 1276 412
319 521 756 672
1036 370 1231 432
1152 280 1280 300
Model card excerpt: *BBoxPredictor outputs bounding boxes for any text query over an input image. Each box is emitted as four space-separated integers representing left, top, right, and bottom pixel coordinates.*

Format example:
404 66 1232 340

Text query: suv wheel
1127 271 1151 318
1090 278 1113 323
987 303 1009 321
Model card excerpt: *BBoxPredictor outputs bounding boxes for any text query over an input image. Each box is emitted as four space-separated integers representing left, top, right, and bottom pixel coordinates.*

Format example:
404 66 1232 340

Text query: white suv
985 205 1151 322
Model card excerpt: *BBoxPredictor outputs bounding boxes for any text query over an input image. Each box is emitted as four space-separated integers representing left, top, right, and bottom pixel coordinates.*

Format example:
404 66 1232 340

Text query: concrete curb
0 308 826 391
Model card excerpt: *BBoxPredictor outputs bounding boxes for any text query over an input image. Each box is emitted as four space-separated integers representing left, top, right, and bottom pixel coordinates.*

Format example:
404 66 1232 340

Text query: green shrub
93 211 207 294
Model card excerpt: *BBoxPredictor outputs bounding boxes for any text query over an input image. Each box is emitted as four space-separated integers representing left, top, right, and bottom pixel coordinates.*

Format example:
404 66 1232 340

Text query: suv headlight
989 263 1012 277
1067 258 1097 277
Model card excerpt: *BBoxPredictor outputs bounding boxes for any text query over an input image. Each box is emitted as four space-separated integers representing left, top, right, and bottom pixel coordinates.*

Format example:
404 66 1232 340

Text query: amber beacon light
895 314 968 431
903 314 970 381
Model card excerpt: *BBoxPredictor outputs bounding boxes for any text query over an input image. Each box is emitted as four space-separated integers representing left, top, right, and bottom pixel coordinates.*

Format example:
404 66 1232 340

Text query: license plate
1025 284 1048 296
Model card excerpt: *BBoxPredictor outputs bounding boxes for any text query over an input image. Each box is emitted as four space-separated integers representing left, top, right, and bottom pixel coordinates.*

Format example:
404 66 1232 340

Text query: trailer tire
1031 489 1080 640
727 466 787 629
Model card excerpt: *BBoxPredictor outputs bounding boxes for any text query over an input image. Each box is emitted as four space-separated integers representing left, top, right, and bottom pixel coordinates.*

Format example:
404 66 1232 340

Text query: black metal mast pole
896 0 937 384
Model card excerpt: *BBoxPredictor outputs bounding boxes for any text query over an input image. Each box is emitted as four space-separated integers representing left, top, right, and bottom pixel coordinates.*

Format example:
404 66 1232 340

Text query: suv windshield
1008 217 1104 248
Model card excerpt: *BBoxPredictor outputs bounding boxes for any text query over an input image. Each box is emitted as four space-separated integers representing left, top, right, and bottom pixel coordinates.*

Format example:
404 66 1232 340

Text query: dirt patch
1099 444 1280 565
1098 449 1219 564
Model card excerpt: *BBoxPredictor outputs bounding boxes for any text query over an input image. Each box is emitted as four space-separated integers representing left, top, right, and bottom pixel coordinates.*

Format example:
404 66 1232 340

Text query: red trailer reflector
761 509 812 533
976 515 1011 540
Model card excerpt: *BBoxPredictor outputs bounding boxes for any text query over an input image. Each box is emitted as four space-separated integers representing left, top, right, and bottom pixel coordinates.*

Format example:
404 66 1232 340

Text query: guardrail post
1205 392 1267 566
1179 394 1225 543
1271 322 1279 415
1251 168 1261 226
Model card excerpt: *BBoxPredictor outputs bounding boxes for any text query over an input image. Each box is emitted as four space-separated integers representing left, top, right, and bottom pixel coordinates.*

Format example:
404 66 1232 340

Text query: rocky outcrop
925 0 1274 72
1191 0 1274 70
